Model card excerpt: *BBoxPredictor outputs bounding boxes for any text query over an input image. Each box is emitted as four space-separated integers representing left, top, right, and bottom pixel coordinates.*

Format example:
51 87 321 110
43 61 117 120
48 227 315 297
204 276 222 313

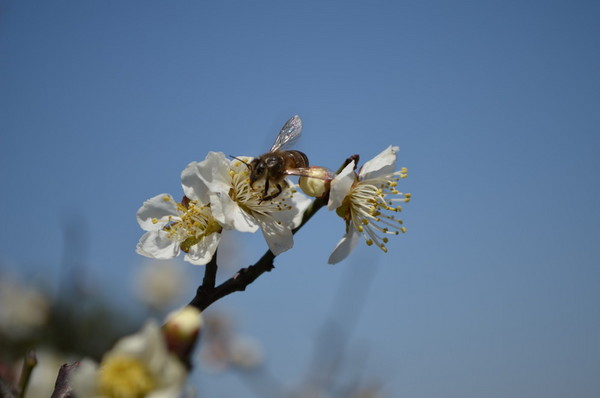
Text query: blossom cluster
136 120 410 265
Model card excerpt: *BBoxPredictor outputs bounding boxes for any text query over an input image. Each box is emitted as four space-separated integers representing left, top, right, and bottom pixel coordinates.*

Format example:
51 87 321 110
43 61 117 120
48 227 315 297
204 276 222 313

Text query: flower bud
298 167 334 198
163 306 203 365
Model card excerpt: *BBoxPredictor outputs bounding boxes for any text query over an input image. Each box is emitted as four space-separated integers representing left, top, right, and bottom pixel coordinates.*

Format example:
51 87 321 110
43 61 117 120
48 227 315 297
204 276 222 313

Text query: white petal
137 194 179 231
136 231 180 259
146 374 186 398
184 232 221 265
111 321 161 358
181 162 210 204
210 192 259 233
328 162 356 210
70 359 100 398
195 152 232 193
359 145 399 180
272 188 312 229
108 321 172 378
257 215 294 255
328 229 361 264
147 384 185 398
290 190 312 228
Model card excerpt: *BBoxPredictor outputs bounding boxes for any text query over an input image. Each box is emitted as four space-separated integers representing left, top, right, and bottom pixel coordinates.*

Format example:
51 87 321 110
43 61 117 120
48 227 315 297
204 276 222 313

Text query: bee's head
249 158 264 184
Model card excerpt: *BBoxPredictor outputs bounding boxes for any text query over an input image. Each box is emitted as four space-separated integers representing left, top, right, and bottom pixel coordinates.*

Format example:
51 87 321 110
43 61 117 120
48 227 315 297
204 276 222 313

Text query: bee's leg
261 181 287 202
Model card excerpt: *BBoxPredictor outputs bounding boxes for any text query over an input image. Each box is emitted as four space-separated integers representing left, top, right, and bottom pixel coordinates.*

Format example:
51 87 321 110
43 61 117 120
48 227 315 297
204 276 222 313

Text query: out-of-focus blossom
327 146 410 264
199 313 264 372
183 152 311 255
228 335 264 369
0 277 50 338
71 321 186 398
135 260 187 311
136 193 222 265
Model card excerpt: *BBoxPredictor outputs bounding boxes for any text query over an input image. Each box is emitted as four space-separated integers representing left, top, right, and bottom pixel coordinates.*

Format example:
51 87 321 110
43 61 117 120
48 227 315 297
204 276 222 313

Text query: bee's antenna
229 155 251 169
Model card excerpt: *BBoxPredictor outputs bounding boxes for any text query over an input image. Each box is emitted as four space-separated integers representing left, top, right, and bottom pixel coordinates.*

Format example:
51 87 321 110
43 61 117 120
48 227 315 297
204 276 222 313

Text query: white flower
135 260 188 311
71 321 186 398
0 276 50 338
136 193 222 265
327 146 410 264
182 152 311 255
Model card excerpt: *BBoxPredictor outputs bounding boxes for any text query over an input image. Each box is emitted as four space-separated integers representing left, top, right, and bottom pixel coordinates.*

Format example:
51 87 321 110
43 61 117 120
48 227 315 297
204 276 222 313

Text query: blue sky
1 0 599 396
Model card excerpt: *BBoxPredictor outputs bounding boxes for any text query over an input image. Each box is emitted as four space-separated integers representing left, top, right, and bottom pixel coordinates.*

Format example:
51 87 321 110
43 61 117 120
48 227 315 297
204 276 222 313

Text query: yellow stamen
98 355 156 398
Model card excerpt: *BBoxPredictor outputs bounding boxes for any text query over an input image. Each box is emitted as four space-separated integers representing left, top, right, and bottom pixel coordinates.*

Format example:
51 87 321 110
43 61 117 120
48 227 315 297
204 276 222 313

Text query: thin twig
18 350 37 398
190 197 325 311
202 251 219 289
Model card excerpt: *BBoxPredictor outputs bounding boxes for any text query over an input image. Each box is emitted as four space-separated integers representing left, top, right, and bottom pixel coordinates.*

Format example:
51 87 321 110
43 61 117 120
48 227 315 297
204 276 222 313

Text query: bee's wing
270 115 302 152
283 167 336 180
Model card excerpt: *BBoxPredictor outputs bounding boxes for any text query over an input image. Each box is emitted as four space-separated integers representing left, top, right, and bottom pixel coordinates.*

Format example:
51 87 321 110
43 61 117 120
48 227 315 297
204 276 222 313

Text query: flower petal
328 229 361 264
359 145 399 180
328 162 356 210
290 190 312 228
184 232 221 265
181 162 210 204
108 321 164 362
210 192 259 233
270 187 312 229
70 359 100 398
195 152 233 194
137 194 179 231
256 215 294 255
136 231 180 260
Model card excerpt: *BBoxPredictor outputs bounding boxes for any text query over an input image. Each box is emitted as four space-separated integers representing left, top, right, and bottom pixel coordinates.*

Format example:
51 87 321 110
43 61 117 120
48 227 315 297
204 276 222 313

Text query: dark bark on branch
189 195 326 311
50 362 79 398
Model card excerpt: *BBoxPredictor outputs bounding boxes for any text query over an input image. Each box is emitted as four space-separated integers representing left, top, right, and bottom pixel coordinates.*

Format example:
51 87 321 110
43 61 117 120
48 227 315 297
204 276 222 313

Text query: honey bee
248 115 320 201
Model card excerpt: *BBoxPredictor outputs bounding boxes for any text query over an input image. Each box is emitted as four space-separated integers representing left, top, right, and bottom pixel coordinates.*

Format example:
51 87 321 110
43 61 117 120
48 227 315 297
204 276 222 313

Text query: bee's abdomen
284 150 309 168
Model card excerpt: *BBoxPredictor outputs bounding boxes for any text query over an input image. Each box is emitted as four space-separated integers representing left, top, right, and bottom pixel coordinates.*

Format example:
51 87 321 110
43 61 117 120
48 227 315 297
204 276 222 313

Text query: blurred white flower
72 321 186 398
0 277 50 338
228 335 264 369
199 312 264 372
135 261 187 311
183 152 311 255
136 193 222 265
327 146 410 264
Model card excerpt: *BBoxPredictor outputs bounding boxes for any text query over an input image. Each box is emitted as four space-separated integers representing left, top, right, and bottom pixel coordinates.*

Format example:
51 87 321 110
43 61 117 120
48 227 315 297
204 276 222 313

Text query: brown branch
189 249 276 311
50 362 80 398
18 350 36 398
189 196 325 311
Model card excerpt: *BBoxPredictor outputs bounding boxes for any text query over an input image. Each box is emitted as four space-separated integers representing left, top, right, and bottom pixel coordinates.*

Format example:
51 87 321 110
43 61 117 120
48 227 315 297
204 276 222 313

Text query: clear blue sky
1 1 599 396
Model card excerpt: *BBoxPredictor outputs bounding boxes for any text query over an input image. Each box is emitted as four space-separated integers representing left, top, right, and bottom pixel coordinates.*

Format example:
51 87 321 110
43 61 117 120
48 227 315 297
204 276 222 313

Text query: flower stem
202 250 218 289
18 350 36 398
189 195 325 312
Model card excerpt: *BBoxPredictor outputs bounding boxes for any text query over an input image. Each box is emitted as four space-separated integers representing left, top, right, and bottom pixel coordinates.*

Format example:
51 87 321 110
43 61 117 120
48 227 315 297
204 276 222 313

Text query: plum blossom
71 321 186 398
327 146 410 264
136 193 222 266
182 152 311 255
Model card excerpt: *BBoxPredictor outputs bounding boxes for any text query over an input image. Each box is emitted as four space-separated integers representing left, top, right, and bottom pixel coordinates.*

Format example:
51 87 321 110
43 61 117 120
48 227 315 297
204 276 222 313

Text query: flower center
348 171 410 252
98 355 156 398
159 196 221 252
229 160 294 216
